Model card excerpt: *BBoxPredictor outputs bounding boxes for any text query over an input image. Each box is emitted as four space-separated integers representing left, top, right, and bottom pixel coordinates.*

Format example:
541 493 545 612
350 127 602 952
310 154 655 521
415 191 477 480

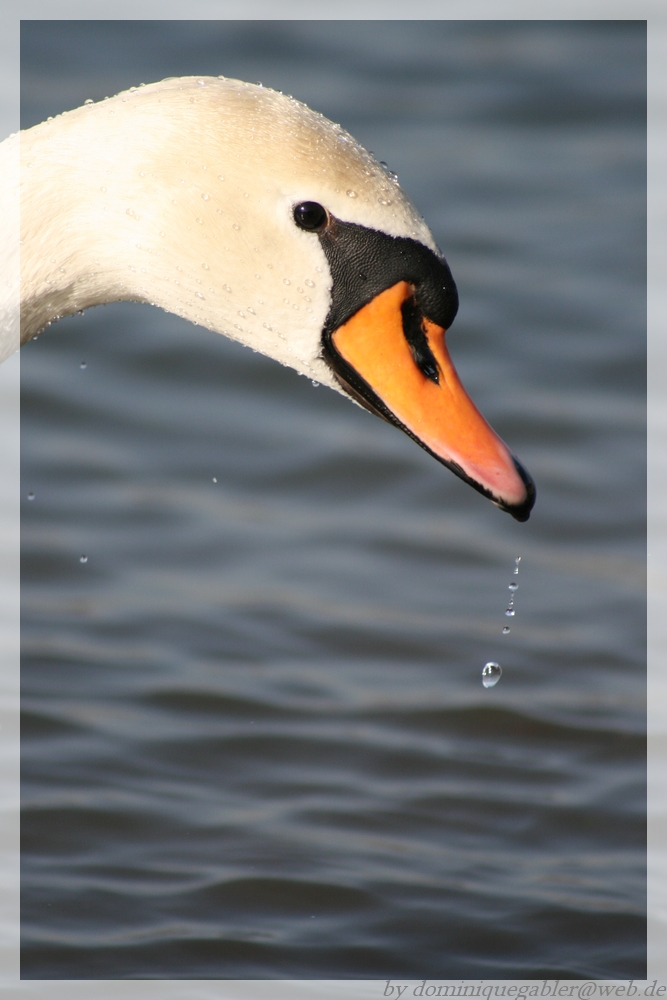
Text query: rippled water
20 21 646 979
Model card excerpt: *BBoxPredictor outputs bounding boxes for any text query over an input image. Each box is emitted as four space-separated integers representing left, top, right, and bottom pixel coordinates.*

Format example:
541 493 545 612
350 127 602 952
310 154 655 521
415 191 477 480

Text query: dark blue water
20 21 646 979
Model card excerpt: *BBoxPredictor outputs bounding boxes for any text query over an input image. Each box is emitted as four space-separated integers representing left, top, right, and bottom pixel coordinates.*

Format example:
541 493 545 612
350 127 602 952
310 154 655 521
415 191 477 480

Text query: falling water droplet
505 608 515 617
212 477 217 483
311 380 319 387
508 582 518 591
482 662 502 688
79 555 88 564
80 361 87 369
27 492 35 501
502 626 510 634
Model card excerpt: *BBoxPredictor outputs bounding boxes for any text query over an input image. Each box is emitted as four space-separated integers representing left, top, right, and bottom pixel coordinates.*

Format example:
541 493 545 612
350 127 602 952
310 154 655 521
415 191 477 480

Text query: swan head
18 76 535 520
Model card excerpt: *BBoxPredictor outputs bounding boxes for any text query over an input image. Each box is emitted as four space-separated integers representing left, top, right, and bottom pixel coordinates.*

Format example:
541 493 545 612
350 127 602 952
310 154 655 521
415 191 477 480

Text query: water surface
20 21 646 979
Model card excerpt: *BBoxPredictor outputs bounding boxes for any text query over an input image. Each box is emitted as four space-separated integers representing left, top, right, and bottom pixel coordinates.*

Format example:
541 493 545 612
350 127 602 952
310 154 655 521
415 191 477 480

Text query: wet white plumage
1 76 436 380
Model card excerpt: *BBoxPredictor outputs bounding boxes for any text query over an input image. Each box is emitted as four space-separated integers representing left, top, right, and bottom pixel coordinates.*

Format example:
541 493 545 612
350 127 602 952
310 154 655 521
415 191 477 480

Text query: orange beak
330 281 534 519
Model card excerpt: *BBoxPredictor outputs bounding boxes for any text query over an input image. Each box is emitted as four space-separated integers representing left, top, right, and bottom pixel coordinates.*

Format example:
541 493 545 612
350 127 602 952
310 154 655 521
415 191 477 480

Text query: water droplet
305 279 315 288
232 223 240 231
212 477 217 483
79 555 88 564
508 582 518 591
514 567 519 575
311 380 319 387
218 175 225 181
202 263 210 270
196 217 204 225
27 492 35 501
202 193 210 201
223 284 232 293
377 198 392 205
515 556 522 566
346 189 357 198
84 98 93 105
502 626 510 634
126 208 134 217
283 279 291 286
482 662 502 688
197 292 204 299
505 608 515 617
100 186 107 193
197 79 206 86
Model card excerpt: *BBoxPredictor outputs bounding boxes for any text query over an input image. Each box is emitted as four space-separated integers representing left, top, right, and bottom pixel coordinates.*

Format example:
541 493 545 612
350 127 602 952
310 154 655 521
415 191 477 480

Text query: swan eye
293 202 329 232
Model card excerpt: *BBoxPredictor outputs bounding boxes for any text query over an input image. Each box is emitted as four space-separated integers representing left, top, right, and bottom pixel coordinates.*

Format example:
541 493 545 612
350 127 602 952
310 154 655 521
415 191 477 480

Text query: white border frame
3 3 658 994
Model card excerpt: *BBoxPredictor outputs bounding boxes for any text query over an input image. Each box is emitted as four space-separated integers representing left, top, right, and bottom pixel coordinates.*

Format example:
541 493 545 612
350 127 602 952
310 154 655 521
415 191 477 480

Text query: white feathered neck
4 76 436 383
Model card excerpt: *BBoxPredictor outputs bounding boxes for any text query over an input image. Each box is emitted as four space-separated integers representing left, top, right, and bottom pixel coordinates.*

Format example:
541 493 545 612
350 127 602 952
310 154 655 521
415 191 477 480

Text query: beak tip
501 457 536 522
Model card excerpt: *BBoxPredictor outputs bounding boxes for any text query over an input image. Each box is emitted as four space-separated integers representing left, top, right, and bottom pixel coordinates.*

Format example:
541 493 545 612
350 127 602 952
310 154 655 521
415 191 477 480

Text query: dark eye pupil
293 202 328 232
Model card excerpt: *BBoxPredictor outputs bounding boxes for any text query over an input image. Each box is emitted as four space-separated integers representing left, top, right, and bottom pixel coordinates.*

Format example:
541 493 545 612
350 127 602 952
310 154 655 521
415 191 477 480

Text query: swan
2 75 534 520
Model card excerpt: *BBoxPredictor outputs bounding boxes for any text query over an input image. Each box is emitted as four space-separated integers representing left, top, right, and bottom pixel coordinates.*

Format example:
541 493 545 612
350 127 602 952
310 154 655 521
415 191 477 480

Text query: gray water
20 21 646 979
